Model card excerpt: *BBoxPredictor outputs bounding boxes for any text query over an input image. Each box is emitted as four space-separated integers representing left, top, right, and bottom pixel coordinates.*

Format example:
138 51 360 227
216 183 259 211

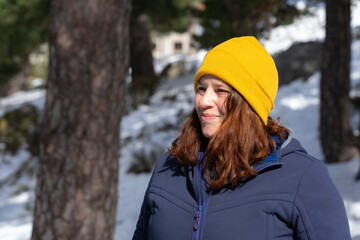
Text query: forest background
1 0 360 239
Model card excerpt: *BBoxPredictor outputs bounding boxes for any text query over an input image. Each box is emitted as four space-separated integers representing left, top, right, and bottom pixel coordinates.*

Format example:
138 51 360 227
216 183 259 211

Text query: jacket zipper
194 195 211 240
194 161 212 240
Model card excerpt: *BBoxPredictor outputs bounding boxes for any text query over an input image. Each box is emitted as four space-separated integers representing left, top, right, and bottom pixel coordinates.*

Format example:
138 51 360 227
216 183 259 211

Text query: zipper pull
193 207 201 230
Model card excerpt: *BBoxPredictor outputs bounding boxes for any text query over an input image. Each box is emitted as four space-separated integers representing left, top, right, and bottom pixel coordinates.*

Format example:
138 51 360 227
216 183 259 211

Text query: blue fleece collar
252 136 284 172
197 136 286 172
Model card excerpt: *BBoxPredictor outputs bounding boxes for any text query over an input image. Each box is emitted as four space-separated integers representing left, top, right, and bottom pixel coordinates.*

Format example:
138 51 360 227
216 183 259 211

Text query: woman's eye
197 87 206 93
217 89 230 94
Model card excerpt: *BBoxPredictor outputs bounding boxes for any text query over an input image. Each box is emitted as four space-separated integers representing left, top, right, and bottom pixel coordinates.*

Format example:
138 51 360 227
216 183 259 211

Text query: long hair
169 89 290 190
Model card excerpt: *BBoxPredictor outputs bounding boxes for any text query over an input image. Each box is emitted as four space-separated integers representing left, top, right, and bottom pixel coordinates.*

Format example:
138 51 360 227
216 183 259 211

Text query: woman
132 36 351 240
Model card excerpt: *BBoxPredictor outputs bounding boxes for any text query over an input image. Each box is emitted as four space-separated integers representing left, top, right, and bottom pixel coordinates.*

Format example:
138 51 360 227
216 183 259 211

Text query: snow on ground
1 2 360 239
0 89 45 118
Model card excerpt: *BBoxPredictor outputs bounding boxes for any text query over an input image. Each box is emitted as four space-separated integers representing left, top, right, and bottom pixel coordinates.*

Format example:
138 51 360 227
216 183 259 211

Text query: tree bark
320 0 358 163
129 14 159 108
31 0 130 239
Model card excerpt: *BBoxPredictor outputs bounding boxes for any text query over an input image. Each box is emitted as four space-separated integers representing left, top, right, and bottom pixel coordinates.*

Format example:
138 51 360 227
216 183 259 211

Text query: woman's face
195 75 231 138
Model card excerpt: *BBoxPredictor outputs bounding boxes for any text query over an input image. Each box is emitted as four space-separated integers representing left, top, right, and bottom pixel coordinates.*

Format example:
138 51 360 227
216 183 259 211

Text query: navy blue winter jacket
133 136 351 239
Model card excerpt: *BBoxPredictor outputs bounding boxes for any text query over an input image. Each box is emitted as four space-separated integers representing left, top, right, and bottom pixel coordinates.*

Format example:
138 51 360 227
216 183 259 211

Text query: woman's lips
201 114 218 121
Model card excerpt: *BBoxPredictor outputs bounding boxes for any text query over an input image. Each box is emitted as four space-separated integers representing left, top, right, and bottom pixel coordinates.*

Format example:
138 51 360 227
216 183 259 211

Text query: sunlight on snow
279 94 319 110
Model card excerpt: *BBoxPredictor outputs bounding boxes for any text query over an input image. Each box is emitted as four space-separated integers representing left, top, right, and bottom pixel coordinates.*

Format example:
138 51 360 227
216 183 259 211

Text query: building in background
151 19 201 59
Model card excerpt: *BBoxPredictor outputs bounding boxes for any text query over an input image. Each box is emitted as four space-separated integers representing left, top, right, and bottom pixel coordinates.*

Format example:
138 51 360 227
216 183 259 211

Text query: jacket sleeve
132 153 169 239
132 185 151 240
292 161 351 240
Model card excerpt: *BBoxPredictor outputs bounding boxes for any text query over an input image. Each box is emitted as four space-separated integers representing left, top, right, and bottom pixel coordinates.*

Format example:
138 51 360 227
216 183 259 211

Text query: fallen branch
0 155 35 187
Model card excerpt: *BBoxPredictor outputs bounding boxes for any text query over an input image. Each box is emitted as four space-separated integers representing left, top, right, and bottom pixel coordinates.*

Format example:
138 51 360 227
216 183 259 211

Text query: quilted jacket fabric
133 137 351 240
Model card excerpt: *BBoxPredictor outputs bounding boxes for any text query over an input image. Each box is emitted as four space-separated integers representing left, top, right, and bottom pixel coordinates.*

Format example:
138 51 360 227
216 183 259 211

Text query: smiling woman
195 75 230 138
132 36 351 240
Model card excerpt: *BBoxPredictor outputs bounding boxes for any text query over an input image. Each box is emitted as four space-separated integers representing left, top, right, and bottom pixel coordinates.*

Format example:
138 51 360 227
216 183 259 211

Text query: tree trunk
357 168 360 180
320 0 358 163
31 0 131 239
129 14 159 108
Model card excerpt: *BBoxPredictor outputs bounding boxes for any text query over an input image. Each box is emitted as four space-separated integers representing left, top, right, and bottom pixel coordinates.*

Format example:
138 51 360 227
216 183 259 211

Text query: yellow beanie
194 36 278 125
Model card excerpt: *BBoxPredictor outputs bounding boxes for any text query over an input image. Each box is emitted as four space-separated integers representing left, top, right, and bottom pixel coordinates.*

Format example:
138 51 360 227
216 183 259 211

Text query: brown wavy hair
169 88 290 190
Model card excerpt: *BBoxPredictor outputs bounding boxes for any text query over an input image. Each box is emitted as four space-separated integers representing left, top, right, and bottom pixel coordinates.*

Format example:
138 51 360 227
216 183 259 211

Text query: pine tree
0 0 49 88
194 0 301 48
30 0 130 239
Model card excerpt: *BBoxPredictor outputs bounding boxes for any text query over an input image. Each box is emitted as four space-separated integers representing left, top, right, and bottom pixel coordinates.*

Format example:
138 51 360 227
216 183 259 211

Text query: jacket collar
252 133 293 172
195 133 299 178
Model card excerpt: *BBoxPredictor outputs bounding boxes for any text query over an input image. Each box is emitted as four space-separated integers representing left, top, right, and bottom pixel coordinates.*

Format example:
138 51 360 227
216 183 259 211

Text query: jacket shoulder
153 152 178 172
280 137 323 171
281 140 351 239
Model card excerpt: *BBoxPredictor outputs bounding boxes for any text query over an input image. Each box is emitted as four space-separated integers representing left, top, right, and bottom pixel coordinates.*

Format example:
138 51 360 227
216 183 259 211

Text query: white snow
1 2 360 240
261 6 326 55
0 89 45 118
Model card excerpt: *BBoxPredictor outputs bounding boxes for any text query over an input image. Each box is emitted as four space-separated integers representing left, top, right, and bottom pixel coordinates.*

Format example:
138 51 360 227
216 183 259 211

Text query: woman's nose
199 89 216 107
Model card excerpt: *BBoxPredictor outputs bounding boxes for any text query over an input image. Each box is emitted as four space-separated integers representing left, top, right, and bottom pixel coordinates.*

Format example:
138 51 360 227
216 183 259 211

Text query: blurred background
0 0 360 239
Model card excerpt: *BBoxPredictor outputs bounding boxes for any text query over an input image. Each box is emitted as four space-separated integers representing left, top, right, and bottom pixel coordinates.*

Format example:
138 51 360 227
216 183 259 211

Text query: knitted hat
194 36 278 125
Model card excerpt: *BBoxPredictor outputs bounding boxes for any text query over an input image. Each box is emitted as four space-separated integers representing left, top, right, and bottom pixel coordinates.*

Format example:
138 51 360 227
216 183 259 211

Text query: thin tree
129 0 193 108
129 13 157 108
31 0 130 239
320 0 359 163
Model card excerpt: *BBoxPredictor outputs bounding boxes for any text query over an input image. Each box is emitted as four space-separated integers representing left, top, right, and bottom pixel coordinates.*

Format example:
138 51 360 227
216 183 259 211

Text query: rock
274 41 323 86
160 61 189 79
